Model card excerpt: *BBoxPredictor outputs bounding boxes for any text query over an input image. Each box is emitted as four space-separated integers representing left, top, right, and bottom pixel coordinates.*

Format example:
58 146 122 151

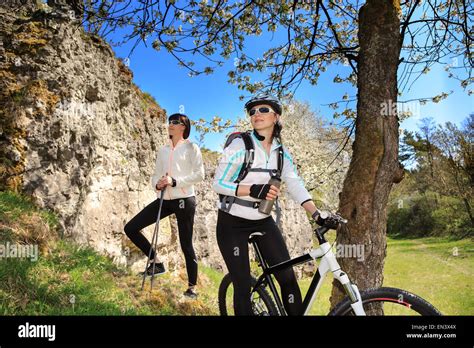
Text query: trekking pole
149 185 165 291
141 184 166 291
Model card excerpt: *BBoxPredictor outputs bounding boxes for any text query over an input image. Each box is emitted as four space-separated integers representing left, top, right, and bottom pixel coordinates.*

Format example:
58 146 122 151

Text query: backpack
219 131 284 224
223 130 284 183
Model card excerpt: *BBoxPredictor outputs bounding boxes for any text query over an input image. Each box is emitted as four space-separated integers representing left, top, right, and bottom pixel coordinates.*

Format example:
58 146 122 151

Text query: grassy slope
0 191 218 315
1 191 472 315
0 236 221 315
383 237 473 315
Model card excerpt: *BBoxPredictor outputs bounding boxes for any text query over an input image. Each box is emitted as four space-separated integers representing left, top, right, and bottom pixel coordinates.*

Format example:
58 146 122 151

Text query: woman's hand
156 176 172 190
249 184 280 200
266 185 280 200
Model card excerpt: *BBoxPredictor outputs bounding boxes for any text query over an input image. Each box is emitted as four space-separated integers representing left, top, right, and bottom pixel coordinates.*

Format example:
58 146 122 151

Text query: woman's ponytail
272 120 283 144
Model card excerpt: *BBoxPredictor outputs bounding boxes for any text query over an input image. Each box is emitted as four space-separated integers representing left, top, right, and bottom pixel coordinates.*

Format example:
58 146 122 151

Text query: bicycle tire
218 273 279 316
328 287 442 316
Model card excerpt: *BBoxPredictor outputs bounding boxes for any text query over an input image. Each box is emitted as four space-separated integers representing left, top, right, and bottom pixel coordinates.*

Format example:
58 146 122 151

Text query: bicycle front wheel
218 273 279 316
328 287 442 316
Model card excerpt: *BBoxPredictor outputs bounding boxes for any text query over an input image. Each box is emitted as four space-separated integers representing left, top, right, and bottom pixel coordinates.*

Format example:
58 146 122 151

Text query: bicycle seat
248 232 266 244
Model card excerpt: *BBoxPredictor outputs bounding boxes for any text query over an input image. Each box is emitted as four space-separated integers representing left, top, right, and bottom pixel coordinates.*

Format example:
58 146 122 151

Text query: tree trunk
330 0 404 309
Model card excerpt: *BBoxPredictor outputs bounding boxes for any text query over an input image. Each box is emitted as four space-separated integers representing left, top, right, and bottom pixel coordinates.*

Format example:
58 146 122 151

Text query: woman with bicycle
213 93 339 315
124 113 205 299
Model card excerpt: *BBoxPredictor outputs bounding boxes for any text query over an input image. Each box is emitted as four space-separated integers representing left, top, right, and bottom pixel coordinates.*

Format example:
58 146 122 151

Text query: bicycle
218 214 442 316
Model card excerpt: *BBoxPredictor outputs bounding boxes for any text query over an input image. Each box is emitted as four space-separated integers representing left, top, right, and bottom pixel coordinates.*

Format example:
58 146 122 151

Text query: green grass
298 234 474 315
0 190 59 229
1 190 472 315
0 235 223 315
0 239 146 315
0 190 218 315
383 237 473 315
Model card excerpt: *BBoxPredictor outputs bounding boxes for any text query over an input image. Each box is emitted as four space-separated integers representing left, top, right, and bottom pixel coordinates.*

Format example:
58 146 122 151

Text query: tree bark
330 0 404 309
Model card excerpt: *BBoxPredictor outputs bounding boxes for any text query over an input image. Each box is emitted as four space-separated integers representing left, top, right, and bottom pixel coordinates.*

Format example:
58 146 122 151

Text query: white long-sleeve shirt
212 131 312 220
151 139 205 200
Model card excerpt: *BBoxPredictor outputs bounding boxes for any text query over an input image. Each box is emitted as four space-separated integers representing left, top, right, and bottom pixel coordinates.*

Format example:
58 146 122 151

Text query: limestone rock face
0 2 167 268
0 2 314 278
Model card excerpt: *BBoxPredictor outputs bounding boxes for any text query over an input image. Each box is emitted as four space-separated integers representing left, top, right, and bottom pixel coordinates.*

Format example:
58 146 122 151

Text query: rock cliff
0 0 314 276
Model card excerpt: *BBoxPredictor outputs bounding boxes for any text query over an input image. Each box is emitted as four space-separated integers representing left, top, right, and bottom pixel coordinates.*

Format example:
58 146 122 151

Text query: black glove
249 184 272 200
312 210 341 229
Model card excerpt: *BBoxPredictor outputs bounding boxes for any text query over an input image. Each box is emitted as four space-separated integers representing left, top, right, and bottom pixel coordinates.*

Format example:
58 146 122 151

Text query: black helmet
244 93 282 115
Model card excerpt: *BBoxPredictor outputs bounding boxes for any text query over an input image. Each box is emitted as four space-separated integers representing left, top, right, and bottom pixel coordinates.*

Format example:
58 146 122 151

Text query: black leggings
124 196 198 286
216 209 303 315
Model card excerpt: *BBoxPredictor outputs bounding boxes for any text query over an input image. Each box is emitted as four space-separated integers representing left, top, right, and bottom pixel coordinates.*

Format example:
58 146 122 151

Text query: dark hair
272 119 283 143
168 113 191 139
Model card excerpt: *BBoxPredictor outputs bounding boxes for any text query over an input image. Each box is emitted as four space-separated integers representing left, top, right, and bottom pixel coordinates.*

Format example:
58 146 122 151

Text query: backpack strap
276 145 284 178
220 195 261 211
219 131 255 213
248 168 275 173
234 131 254 184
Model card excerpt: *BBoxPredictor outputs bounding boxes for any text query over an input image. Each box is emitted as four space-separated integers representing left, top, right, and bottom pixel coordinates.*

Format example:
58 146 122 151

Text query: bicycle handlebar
319 213 348 226
314 213 348 238
336 215 348 224
327 212 348 224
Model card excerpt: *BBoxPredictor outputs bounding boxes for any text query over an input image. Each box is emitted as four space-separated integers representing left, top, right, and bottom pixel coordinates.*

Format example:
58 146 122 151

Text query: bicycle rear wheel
328 287 442 316
218 273 279 316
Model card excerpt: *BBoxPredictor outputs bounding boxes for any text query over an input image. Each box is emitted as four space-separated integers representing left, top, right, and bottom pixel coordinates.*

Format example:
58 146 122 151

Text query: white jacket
151 139 205 200
212 131 312 220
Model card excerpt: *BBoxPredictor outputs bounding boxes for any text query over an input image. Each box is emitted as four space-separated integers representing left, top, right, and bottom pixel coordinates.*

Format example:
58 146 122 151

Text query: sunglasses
248 107 275 116
168 120 185 126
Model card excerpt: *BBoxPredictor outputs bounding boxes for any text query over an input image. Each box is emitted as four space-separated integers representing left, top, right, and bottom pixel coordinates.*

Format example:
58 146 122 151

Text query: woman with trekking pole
213 93 341 315
124 113 205 298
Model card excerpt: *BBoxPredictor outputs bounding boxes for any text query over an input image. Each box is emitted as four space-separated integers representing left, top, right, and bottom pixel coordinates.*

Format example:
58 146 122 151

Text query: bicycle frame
250 227 366 316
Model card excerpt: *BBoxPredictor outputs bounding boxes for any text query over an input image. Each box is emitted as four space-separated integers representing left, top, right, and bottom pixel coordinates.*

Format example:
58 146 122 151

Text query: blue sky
107 19 472 152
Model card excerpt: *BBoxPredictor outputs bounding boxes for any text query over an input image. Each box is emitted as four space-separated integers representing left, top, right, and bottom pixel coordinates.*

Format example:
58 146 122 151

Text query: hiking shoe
183 288 198 299
141 262 166 277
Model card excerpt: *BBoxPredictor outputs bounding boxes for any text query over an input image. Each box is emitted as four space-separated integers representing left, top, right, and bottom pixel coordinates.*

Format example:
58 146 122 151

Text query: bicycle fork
333 271 365 315
315 243 366 315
